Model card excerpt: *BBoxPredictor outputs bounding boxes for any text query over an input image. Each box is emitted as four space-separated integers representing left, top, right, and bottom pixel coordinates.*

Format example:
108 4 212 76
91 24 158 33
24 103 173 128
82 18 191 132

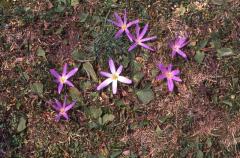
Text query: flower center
59 76 67 84
121 24 127 30
60 108 65 114
111 73 119 80
165 72 173 79
136 39 141 45
173 44 180 51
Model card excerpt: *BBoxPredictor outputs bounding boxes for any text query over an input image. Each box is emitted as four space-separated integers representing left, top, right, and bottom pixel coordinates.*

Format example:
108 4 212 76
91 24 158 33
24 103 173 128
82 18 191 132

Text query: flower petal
114 29 124 39
50 69 60 79
167 79 174 92
118 76 132 84
139 23 148 39
112 80 118 94
55 114 61 122
66 67 78 79
58 83 63 94
168 64 173 71
54 99 62 109
125 29 133 42
107 19 121 27
116 65 123 75
65 80 74 87
97 78 113 91
62 113 69 120
109 59 116 73
172 70 180 75
157 64 167 72
128 43 138 52
171 50 177 58
136 24 140 37
139 42 155 51
114 12 123 25
172 76 182 82
141 36 157 42
62 63 68 76
100 71 112 78
65 101 76 111
177 50 187 59
123 9 127 24
177 37 188 47
127 19 139 27
156 74 166 80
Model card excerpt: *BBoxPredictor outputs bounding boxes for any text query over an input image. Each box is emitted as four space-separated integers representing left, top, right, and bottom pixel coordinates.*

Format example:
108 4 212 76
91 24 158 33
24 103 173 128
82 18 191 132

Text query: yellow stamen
60 108 65 114
121 24 127 30
165 72 173 79
111 74 118 80
60 76 67 84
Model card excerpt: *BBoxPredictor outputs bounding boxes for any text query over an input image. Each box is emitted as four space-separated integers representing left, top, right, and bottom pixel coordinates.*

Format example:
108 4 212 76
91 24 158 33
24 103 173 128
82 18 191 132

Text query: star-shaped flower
50 64 78 94
169 36 188 59
128 23 157 52
97 58 132 94
52 96 76 122
156 64 182 92
108 9 139 41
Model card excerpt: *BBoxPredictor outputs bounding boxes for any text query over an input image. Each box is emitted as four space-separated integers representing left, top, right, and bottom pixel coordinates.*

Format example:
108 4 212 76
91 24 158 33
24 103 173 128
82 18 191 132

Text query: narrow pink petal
172 70 180 75
63 95 67 107
177 50 187 60
50 69 60 79
100 71 112 78
172 76 182 82
114 12 123 25
136 24 140 37
127 19 139 27
62 113 69 120
66 68 78 79
107 19 121 27
139 43 155 51
168 64 172 71
141 36 157 42
157 64 167 72
97 78 112 91
58 83 63 94
167 79 174 92
171 50 177 58
128 43 138 52
54 99 62 109
177 37 188 47
62 63 68 76
139 23 149 39
65 101 76 111
123 9 127 24
125 29 133 42
118 76 132 84
114 29 124 39
112 80 118 94
109 59 116 73
157 74 166 80
65 80 74 87
52 104 60 111
116 65 123 75
55 114 61 122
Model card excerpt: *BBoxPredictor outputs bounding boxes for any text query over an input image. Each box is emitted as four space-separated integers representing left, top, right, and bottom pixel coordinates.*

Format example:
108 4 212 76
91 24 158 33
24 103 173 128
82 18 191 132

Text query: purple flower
97 58 132 94
52 96 76 122
128 23 157 52
169 36 188 59
50 64 78 94
108 9 139 41
156 64 182 92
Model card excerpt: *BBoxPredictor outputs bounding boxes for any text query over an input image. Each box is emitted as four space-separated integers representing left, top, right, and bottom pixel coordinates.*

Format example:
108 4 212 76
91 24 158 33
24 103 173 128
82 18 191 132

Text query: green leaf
211 0 223 5
79 13 89 23
155 125 162 136
222 100 233 107
37 47 46 58
69 87 82 102
89 107 102 119
194 51 205 64
217 48 234 57
133 72 144 87
102 114 115 125
197 39 208 50
83 62 97 82
136 87 154 104
71 0 79 7
196 150 204 158
110 151 122 158
17 117 27 132
30 82 43 96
